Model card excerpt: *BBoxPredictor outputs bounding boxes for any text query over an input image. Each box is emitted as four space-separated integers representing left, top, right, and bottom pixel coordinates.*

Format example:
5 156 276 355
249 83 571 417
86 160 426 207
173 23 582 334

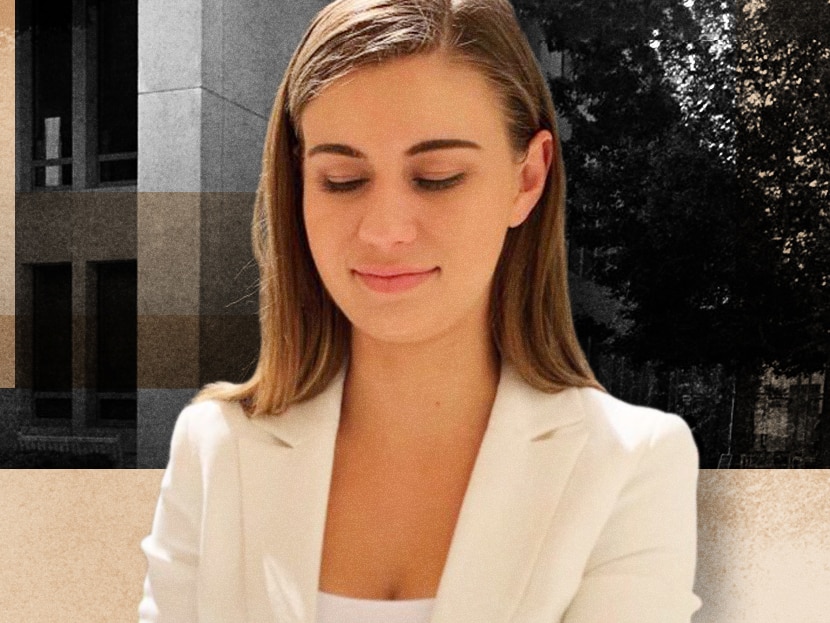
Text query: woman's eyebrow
405 139 482 156
306 143 364 158
306 138 482 159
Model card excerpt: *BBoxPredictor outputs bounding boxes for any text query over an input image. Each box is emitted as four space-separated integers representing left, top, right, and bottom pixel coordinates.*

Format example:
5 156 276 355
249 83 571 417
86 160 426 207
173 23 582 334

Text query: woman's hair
193 0 605 417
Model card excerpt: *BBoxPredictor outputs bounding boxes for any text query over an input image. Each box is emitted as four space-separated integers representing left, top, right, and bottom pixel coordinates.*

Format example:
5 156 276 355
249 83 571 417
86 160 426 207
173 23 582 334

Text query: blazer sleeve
562 413 702 623
138 406 203 623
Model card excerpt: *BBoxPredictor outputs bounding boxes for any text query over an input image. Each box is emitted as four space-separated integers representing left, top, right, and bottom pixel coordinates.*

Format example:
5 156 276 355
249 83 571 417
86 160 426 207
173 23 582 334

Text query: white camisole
316 590 436 623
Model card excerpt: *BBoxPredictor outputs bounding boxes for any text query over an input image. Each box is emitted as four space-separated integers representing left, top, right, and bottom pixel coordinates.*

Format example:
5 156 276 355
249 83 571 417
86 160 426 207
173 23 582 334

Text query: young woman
139 1 701 621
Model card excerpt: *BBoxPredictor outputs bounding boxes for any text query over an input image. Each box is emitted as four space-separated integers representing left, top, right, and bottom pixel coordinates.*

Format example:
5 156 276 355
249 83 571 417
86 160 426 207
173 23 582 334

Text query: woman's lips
352 266 439 294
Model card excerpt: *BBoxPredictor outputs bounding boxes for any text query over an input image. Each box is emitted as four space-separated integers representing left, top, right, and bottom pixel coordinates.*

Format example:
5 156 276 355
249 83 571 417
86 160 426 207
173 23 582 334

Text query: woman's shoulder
569 386 698 463
169 397 262 458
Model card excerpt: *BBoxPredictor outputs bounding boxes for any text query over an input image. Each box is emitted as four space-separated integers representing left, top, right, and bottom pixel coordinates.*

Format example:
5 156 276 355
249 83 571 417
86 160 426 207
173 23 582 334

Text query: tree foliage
513 0 828 462
514 0 740 368
736 0 830 464
514 0 826 374
737 0 829 377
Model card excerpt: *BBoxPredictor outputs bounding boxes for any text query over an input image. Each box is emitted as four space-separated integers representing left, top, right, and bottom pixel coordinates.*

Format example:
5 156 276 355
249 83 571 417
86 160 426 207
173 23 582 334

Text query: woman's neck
339 324 500 447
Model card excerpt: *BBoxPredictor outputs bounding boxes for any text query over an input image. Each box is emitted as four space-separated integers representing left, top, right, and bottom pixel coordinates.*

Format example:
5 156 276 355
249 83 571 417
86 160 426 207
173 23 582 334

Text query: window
95 261 137 421
32 263 72 419
30 0 73 188
17 0 138 190
96 0 138 184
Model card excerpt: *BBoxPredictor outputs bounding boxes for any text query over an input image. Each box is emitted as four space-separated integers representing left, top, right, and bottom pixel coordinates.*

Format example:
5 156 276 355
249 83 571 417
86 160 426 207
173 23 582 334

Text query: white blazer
139 362 702 623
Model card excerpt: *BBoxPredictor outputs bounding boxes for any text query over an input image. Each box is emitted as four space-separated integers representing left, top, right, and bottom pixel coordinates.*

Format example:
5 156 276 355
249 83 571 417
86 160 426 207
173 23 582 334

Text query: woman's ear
508 129 554 228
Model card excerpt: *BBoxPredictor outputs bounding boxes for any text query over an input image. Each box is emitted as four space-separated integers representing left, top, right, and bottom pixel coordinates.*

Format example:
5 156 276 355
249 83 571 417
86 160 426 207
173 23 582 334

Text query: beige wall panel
0 1 12 32
0 470 163 623
137 315 200 389
1 471 830 622
1 25 14 320
137 192 200 316
692 470 830 622
0 314 13 387
1 23 13 384
70 192 138 262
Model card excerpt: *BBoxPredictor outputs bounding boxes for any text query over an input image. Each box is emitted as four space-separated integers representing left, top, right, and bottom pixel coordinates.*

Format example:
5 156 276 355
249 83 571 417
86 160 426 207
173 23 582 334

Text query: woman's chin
349 320 441 347
345 309 459 348
340 288 492 350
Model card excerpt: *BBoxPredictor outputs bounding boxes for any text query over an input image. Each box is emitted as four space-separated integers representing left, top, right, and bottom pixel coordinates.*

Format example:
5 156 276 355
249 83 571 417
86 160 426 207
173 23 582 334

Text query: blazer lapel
237 368 345 623
235 362 588 623
429 364 589 623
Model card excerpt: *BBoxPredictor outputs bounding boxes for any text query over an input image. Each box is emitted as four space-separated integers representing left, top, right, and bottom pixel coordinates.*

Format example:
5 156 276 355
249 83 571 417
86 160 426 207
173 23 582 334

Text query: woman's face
300 51 551 345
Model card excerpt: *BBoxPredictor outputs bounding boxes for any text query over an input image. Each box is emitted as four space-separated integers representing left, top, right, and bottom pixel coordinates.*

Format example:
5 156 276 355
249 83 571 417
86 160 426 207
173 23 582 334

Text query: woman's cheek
303 205 332 270
308 207 357 281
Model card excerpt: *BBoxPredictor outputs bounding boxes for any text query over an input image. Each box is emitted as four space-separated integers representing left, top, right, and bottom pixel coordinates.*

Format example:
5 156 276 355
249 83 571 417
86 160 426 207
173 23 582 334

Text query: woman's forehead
298 52 509 153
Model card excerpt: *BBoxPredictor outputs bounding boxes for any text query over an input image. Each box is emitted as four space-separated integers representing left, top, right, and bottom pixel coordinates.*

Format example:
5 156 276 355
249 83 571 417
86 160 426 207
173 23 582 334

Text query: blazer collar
246 361 584 446
239 360 589 623
246 367 346 449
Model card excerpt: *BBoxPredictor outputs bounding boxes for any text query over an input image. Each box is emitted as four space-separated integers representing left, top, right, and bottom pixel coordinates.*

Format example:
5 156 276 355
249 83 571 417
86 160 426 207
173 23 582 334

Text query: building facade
6 0 327 467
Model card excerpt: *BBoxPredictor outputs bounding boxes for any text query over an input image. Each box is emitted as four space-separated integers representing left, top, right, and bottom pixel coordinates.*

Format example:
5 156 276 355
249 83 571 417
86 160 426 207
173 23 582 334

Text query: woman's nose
356 185 418 250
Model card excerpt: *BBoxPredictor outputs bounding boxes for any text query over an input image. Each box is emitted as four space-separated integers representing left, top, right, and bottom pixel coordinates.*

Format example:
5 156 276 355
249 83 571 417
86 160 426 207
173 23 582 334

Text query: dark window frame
31 262 73 421
16 0 137 192
88 259 137 427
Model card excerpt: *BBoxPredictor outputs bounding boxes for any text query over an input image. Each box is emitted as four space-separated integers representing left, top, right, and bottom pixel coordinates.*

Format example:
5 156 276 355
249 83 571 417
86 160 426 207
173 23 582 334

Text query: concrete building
5 0 327 467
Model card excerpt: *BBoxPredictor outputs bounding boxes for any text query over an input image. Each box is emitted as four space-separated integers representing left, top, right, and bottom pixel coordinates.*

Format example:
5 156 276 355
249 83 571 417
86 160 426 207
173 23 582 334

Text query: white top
316 590 436 623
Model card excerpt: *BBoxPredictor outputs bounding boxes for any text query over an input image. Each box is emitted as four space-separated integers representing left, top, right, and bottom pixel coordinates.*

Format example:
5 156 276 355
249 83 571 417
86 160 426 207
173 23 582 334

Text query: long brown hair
193 0 604 416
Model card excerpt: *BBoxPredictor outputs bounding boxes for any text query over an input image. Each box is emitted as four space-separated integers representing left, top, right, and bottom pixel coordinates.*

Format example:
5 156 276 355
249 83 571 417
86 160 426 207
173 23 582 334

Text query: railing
738 452 815 468
98 151 137 187
16 430 123 467
717 453 733 468
29 152 138 189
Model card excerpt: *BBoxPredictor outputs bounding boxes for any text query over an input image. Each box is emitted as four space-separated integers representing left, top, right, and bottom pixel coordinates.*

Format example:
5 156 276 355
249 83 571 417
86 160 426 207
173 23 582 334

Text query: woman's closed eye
322 173 465 193
323 178 368 193
416 173 466 191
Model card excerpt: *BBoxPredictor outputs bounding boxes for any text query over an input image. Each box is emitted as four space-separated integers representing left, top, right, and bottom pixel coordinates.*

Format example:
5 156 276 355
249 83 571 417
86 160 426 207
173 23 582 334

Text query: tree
514 0 828 465
736 0 830 463
514 0 742 463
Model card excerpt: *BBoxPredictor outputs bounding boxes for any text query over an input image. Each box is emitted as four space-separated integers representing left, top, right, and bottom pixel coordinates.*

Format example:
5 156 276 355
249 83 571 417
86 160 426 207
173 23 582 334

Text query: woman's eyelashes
322 178 365 193
415 173 466 191
321 172 466 193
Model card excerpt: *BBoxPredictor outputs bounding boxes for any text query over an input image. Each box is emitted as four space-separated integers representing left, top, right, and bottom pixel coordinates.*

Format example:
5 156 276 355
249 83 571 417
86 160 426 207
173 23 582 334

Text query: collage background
1 2 829 621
